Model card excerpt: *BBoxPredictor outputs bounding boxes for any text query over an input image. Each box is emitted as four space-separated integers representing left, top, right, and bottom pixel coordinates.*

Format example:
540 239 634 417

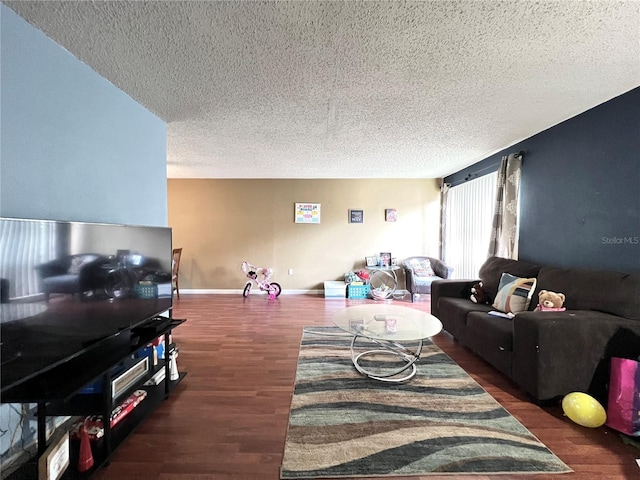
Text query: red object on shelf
355 270 370 281
77 424 94 472
71 390 148 441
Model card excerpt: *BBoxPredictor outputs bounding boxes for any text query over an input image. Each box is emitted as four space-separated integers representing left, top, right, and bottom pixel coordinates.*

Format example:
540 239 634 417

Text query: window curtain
488 152 523 259
439 181 450 261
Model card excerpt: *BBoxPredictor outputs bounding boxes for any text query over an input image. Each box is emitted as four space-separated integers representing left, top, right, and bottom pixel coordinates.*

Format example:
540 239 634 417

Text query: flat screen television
0 218 173 399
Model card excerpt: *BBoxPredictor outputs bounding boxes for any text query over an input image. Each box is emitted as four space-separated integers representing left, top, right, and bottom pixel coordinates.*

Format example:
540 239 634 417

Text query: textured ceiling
4 1 639 179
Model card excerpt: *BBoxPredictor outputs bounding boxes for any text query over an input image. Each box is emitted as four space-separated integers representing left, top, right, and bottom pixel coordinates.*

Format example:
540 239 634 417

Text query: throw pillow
410 259 435 277
492 272 537 315
68 257 86 275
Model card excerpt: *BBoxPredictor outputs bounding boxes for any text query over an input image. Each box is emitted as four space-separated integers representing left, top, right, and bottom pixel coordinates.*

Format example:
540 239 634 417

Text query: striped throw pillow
492 273 537 315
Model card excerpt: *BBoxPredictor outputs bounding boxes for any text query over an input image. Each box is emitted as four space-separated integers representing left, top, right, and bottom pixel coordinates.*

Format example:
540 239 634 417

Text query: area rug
280 326 572 478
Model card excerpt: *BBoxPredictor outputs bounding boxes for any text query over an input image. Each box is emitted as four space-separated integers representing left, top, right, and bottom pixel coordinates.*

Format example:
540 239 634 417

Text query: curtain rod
459 150 525 183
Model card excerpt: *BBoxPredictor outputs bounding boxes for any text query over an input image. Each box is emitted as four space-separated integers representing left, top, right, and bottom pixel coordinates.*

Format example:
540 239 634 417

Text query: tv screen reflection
0 218 173 392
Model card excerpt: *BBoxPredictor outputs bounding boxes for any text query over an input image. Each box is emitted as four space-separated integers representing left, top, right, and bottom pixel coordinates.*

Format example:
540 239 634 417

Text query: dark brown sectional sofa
431 256 640 403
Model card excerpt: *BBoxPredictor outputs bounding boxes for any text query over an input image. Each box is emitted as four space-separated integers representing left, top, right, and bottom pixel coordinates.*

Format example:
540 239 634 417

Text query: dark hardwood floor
93 294 638 480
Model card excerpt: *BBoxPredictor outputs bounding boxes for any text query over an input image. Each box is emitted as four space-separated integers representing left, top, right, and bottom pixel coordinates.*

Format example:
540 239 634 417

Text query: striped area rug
280 326 571 478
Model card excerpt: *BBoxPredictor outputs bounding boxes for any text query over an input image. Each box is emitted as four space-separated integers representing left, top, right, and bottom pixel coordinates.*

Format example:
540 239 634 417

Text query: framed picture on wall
385 208 397 222
295 203 321 224
349 209 364 223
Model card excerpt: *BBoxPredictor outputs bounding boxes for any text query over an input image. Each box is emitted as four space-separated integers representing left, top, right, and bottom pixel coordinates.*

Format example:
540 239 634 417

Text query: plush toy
535 290 566 312
470 281 489 304
355 269 370 283
344 271 359 284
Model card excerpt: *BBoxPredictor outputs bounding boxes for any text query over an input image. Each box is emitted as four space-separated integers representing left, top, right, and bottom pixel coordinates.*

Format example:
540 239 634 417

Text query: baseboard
179 289 410 297
180 289 323 295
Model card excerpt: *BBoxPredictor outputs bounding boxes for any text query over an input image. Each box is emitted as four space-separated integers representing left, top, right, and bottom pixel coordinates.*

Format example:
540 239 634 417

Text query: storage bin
347 284 370 299
135 283 158 299
324 281 347 298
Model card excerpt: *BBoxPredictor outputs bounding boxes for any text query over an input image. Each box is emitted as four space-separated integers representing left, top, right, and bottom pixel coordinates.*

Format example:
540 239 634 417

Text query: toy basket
135 283 158 299
347 284 370 299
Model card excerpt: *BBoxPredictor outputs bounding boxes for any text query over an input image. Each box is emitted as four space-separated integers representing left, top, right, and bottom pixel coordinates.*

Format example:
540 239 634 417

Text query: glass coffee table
332 304 442 383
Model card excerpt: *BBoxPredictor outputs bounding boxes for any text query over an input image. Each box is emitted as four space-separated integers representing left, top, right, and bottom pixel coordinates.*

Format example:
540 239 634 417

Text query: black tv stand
132 316 173 335
3 318 187 479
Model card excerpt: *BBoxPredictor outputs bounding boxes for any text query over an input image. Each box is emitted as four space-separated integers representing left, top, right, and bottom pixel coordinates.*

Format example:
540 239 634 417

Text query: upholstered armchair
36 254 109 301
403 256 453 302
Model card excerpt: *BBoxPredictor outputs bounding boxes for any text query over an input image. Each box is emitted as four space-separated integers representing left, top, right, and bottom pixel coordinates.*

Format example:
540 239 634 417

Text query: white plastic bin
324 281 346 298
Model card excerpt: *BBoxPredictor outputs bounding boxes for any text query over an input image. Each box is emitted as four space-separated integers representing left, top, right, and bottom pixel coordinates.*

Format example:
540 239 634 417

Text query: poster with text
295 203 321 224
349 209 364 223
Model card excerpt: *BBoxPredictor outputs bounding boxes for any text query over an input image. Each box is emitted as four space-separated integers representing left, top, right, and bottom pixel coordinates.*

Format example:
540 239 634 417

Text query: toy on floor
241 260 282 299
562 392 606 428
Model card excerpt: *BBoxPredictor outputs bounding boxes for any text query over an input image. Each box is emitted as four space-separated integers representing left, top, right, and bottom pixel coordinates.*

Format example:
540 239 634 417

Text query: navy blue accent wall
445 87 640 274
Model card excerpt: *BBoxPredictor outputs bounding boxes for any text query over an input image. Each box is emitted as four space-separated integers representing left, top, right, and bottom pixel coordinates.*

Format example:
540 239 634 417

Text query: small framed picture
385 208 397 222
365 256 378 267
379 252 391 267
349 209 364 223
391 258 397 266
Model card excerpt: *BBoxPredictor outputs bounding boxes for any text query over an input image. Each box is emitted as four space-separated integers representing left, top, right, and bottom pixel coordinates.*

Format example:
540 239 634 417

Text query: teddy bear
470 281 489 304
535 290 566 312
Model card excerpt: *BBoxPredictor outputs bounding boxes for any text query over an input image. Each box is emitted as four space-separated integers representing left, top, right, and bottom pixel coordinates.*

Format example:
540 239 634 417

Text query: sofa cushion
492 273 537 314
413 276 442 287
478 256 541 303
467 312 514 352
408 258 435 277
535 267 640 320
437 297 493 341
68 256 86 274
67 254 101 275
43 274 81 292
466 311 514 378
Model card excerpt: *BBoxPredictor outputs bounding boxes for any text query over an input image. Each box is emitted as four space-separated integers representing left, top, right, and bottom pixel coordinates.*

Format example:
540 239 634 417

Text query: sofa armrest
430 279 477 319
512 311 640 402
403 266 416 292
34 259 67 279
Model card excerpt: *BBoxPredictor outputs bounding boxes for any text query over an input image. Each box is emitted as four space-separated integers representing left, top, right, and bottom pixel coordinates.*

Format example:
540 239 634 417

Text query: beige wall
168 179 441 291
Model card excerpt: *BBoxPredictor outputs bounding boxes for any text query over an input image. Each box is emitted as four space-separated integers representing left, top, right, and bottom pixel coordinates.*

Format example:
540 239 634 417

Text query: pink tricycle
241 261 282 299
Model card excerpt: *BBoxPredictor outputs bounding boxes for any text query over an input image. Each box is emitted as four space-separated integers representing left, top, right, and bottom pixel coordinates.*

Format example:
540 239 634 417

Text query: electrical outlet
288 268 294 275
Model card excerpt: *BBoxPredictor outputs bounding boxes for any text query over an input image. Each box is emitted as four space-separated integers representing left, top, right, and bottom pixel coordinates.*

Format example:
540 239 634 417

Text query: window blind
0 220 56 299
444 173 497 279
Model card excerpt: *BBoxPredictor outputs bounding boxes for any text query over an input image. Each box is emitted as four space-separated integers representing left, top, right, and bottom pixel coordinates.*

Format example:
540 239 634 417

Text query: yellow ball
562 392 606 428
